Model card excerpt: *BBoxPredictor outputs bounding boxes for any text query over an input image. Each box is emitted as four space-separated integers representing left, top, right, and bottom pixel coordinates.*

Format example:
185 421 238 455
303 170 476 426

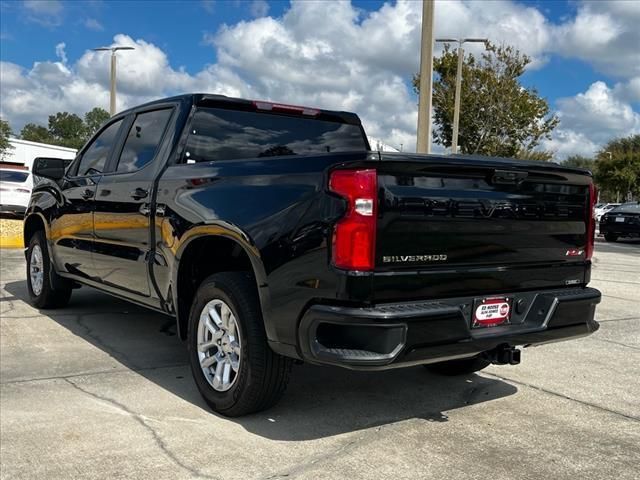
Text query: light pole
416 0 435 154
435 37 487 154
92 46 135 116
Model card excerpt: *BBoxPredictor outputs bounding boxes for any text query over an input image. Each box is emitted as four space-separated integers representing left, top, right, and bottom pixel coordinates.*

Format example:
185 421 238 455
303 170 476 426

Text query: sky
1 0 639 159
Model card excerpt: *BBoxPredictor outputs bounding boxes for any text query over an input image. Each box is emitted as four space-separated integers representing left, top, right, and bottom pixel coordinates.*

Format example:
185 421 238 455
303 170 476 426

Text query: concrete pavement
1 240 639 479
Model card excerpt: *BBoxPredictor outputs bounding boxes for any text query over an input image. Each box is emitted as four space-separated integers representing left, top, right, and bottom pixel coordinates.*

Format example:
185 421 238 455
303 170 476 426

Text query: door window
76 119 123 176
116 109 173 172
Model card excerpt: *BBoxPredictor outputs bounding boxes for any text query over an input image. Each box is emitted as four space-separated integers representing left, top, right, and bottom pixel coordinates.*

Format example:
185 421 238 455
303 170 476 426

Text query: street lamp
435 37 487 154
92 46 135 116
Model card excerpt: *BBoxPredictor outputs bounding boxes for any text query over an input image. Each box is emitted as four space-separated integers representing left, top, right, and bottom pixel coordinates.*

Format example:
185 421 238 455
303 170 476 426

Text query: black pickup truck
25 94 601 416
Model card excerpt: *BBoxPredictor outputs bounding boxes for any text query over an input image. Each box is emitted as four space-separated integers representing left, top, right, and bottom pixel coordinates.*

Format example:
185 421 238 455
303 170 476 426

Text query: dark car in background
599 202 640 242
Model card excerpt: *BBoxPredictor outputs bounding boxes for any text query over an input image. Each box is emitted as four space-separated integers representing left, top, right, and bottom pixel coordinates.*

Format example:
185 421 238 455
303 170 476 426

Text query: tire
424 356 490 376
604 233 618 242
26 231 72 309
188 272 292 417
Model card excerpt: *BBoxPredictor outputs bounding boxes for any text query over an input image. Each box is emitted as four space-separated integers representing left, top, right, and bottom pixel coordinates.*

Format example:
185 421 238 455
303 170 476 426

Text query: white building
367 137 400 153
3 138 77 171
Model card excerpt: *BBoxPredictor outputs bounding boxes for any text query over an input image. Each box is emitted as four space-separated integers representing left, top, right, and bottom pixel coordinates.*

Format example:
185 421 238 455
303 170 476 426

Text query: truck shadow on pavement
5 280 517 441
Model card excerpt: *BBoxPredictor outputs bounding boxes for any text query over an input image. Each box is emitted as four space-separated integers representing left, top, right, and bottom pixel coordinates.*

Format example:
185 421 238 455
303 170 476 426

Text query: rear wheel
424 356 490 376
188 272 292 417
26 231 72 309
604 233 618 242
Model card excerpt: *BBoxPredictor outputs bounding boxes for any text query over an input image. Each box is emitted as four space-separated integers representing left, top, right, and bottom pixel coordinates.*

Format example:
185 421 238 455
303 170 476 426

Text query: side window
76 119 123 176
116 109 172 173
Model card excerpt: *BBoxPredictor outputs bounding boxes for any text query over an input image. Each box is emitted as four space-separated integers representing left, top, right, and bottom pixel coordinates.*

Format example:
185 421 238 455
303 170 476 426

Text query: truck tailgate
372 153 594 302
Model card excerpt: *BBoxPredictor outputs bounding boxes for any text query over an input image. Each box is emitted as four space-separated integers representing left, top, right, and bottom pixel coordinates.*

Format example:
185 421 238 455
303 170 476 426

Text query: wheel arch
23 211 49 250
172 227 271 342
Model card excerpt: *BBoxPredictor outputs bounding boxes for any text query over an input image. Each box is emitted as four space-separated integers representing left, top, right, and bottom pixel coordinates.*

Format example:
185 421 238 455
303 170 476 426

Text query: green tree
414 42 559 159
0 119 14 160
48 112 86 149
84 107 110 137
19 107 110 149
20 123 53 144
516 148 555 162
595 135 640 202
564 155 596 170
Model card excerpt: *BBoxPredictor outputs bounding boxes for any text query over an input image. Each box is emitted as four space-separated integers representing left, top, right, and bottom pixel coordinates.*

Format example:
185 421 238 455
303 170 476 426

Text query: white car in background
0 166 33 217
595 203 621 222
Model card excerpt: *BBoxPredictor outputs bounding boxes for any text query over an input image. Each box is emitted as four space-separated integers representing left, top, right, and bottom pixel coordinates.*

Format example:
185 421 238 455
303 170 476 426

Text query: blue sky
1 0 639 158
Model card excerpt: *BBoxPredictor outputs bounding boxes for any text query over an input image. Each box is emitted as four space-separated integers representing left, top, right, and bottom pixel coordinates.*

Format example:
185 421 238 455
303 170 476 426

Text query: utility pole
416 0 435 154
435 38 487 154
92 46 135 116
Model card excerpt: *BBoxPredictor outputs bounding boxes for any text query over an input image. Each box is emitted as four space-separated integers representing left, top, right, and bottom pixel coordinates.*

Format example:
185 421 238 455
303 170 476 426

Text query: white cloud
249 0 269 18
201 0 215 15
613 77 640 104
23 0 63 27
551 1 640 78
542 129 600 159
0 34 245 130
84 18 104 31
434 0 552 68
543 81 640 159
1 0 639 159
55 42 67 65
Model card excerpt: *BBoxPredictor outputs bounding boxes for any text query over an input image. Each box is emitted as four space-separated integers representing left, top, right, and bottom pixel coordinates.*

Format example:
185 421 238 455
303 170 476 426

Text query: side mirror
32 157 68 180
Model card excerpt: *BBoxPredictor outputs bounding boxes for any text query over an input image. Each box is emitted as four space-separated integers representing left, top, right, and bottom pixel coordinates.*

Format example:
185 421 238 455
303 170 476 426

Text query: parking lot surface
1 240 639 480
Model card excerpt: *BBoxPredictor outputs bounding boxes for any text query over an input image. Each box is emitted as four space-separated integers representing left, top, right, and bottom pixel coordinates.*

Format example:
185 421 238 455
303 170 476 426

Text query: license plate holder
472 297 512 328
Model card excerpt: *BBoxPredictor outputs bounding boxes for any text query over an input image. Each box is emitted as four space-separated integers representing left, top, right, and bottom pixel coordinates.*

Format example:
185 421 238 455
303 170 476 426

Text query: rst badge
382 254 448 264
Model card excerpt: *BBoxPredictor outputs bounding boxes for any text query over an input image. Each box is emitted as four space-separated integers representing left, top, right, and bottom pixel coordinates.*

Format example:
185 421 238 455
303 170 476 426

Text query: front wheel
188 272 292 417
424 356 490 376
604 233 618 242
26 231 72 309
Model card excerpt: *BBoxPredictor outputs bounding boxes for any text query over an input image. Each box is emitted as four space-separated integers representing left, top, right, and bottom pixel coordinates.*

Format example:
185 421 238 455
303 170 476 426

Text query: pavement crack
593 338 640 350
602 294 640 303
597 316 639 323
1 362 189 385
591 278 640 286
483 372 640 422
63 377 217 480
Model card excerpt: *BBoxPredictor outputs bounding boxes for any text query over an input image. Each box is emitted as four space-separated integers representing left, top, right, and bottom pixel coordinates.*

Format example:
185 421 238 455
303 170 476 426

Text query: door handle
131 188 149 200
81 189 94 200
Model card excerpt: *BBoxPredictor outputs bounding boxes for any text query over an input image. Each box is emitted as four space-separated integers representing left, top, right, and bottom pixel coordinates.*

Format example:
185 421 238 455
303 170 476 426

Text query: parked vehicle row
599 202 640 242
595 203 620 222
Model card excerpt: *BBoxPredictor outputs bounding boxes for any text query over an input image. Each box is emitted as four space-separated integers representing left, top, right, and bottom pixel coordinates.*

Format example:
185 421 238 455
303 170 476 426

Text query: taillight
586 183 597 260
329 169 377 271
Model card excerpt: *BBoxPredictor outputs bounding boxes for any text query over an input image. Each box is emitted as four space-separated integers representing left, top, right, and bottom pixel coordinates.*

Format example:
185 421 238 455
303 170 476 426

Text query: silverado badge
382 254 448 263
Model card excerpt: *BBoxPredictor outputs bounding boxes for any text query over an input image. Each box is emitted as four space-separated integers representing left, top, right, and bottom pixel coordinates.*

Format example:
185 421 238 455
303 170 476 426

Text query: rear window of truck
183 107 367 163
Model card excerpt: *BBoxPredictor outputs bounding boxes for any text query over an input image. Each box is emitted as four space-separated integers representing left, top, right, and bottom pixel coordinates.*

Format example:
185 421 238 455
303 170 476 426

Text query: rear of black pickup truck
299 153 601 372
23 93 602 415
